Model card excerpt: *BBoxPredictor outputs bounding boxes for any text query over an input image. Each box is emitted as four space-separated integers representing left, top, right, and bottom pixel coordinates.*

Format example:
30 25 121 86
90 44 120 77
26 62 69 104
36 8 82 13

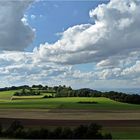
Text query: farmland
0 96 140 110
0 88 140 139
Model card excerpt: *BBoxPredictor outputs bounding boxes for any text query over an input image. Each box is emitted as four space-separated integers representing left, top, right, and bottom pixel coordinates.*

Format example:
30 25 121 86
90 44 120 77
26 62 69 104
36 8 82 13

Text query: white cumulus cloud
0 0 35 51
34 0 140 68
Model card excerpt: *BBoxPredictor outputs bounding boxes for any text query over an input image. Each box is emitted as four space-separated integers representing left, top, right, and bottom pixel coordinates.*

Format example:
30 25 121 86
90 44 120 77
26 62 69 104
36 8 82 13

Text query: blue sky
27 1 108 48
0 0 140 89
26 0 107 73
26 0 109 73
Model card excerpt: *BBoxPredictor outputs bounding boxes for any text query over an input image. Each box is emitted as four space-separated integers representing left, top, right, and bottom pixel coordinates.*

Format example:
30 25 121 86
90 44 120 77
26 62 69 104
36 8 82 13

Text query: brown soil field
0 109 140 120
0 118 140 128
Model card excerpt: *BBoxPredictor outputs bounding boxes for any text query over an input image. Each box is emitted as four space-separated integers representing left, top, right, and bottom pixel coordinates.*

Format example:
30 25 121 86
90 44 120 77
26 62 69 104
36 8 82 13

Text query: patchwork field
0 90 140 139
0 95 140 110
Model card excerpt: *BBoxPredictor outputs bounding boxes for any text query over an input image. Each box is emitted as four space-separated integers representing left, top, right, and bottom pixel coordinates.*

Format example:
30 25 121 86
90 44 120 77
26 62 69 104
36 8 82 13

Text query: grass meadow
0 95 140 110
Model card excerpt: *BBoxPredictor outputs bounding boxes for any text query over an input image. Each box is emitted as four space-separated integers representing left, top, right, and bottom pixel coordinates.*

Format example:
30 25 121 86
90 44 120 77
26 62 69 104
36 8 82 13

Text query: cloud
0 0 35 51
0 49 139 88
31 14 36 19
0 50 73 87
34 0 140 68
121 61 140 79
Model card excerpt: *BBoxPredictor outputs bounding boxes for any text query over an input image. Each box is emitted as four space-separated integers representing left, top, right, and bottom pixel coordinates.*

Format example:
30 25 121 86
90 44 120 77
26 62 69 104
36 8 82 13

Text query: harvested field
0 118 139 127
0 109 140 120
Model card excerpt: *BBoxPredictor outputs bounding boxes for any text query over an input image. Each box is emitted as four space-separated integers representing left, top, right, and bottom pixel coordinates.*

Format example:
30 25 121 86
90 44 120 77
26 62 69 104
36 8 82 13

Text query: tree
61 127 73 139
0 123 2 136
52 127 63 139
86 123 102 139
73 125 88 139
5 120 24 138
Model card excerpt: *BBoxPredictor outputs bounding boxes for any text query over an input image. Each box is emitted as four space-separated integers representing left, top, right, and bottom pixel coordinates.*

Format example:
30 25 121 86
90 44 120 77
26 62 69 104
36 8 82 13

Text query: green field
0 95 140 110
0 90 139 110
103 127 140 139
0 90 17 100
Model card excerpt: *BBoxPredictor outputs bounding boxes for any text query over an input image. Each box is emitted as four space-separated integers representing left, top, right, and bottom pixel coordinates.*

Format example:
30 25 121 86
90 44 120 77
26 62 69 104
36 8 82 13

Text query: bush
4 120 24 138
0 123 2 136
43 95 53 98
78 101 98 104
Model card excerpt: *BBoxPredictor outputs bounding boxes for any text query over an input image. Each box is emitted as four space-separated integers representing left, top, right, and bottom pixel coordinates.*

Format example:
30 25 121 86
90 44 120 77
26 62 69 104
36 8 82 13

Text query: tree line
0 120 112 139
14 89 41 96
56 87 140 104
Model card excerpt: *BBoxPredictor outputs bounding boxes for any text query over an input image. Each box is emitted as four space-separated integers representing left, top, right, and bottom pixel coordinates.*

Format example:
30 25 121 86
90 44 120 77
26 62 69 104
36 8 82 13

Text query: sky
0 0 140 89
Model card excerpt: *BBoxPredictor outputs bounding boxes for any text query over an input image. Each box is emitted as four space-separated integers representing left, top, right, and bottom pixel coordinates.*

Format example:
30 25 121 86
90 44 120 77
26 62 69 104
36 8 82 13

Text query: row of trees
0 85 30 91
14 89 41 96
0 85 56 91
102 91 140 104
0 121 112 139
55 87 140 104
